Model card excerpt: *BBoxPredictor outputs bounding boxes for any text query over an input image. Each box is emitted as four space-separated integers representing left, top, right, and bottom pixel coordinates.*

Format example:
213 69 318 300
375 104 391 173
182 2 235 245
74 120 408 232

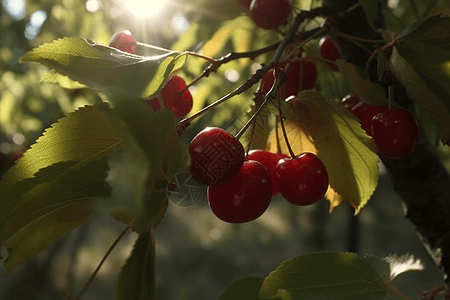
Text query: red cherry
274 153 328 206
351 103 388 136
146 75 193 118
237 0 252 10
341 93 360 110
260 70 276 95
189 127 245 186
109 30 137 55
250 0 291 30
146 97 161 112
161 75 193 118
247 150 289 196
208 160 272 223
372 109 419 159
279 60 317 99
319 36 341 72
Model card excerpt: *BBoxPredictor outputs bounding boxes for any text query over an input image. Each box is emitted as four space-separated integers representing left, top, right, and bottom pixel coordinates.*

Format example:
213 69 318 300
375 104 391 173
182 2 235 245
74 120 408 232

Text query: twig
74 224 131 300
408 0 420 20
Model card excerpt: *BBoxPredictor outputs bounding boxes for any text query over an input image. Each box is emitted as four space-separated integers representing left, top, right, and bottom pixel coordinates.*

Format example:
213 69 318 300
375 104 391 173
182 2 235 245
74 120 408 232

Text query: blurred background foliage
1 0 450 299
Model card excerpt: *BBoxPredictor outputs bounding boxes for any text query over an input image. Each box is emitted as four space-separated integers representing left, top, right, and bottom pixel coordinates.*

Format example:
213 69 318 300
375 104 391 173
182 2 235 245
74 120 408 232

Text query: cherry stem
74 223 131 300
235 76 282 140
388 84 394 110
277 88 296 159
137 42 216 64
364 48 380 74
423 0 439 18
333 31 376 56
408 0 420 20
284 27 328 61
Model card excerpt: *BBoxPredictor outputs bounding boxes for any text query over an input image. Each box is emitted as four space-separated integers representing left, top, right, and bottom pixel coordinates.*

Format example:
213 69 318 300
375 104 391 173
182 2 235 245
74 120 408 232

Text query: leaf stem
387 284 414 300
74 224 131 300
284 27 328 61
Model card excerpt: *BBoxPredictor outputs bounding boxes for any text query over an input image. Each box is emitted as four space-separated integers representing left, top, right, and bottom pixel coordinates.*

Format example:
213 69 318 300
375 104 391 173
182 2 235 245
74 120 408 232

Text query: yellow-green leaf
267 91 379 213
336 59 388 106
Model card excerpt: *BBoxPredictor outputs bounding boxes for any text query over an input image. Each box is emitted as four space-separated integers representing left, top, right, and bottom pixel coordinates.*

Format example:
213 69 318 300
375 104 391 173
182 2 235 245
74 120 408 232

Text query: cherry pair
342 94 419 159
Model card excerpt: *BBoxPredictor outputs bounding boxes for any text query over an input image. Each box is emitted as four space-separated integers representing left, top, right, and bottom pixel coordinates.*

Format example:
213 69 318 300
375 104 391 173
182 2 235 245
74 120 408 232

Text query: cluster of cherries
109 31 193 119
342 94 419 159
189 127 329 223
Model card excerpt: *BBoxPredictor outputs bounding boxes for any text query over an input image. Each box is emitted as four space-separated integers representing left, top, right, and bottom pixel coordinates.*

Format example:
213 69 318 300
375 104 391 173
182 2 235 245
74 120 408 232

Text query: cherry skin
279 60 317 99
274 153 328 206
237 0 252 10
160 75 193 118
351 103 388 136
189 127 245 186
250 0 291 30
372 109 419 159
146 75 193 118
341 93 360 110
109 30 137 54
319 36 341 72
208 160 272 223
259 61 316 99
247 150 289 195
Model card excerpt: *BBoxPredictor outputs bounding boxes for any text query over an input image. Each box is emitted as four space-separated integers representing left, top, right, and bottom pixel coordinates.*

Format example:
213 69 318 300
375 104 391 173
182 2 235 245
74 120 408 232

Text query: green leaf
266 91 379 213
259 252 390 300
391 47 450 145
0 104 121 242
20 37 187 98
3 157 110 274
97 101 182 232
391 16 450 144
115 230 155 300
360 0 378 29
336 59 388 106
218 276 264 300
41 69 87 89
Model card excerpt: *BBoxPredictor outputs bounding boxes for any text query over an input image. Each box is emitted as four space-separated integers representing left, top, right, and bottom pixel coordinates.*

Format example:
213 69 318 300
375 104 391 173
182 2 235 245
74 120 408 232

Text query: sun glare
120 0 168 20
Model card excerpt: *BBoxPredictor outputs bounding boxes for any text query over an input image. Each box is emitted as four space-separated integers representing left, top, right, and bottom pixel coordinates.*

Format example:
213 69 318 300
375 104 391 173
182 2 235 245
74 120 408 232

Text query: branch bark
326 0 450 285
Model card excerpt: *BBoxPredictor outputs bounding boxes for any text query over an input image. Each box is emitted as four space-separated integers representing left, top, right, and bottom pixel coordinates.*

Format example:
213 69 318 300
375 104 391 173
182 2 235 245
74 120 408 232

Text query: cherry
279 60 317 99
351 103 388 136
250 0 291 30
146 75 193 118
372 109 419 159
237 0 252 10
319 36 341 72
109 30 137 55
258 61 316 99
247 150 289 196
341 93 360 110
274 153 328 206
208 160 272 223
189 127 245 186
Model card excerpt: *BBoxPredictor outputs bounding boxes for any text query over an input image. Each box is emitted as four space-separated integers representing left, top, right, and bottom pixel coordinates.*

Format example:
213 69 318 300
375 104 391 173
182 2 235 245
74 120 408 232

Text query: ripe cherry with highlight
372 109 419 159
247 149 289 196
274 153 328 206
208 160 272 223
